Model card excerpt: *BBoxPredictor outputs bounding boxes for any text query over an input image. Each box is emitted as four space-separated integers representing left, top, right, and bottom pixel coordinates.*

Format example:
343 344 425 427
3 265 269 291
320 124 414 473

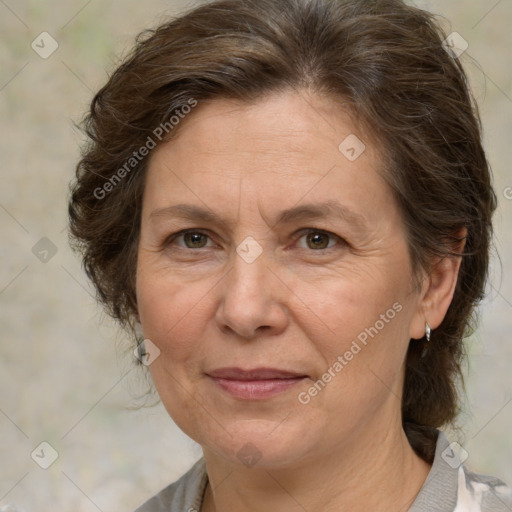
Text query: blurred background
0 0 511 510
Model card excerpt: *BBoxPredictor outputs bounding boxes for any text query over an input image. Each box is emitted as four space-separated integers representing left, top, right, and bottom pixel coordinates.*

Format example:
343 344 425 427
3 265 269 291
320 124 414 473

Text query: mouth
206 367 309 400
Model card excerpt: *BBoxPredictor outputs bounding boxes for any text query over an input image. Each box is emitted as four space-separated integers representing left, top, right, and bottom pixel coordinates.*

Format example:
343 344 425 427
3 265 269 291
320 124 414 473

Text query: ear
409 228 467 340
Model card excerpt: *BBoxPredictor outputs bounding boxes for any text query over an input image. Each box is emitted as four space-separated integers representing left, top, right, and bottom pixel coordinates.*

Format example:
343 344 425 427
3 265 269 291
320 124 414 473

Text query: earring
425 322 431 342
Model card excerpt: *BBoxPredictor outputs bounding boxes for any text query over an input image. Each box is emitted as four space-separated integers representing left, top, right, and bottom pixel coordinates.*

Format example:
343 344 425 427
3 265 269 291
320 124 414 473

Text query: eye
295 229 344 251
166 230 215 249
164 228 345 252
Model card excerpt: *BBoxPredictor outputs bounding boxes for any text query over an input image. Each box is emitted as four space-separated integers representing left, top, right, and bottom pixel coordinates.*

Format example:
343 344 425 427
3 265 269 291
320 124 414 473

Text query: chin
198 417 321 470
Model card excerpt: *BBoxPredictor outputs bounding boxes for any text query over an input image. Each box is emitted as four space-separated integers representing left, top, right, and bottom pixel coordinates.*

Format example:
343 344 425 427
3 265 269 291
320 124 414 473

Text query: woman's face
136 90 428 468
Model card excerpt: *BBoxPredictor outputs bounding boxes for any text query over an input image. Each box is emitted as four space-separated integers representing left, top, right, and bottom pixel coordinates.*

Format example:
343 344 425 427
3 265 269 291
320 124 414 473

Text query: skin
135 89 465 512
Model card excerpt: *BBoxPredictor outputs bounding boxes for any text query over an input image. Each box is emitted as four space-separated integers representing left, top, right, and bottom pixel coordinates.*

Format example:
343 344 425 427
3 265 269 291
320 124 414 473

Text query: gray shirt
134 431 512 511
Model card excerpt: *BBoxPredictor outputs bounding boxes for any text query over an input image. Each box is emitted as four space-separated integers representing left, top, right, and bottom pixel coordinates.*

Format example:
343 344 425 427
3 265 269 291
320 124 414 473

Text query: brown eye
295 229 343 251
166 230 213 249
183 232 208 248
306 232 331 250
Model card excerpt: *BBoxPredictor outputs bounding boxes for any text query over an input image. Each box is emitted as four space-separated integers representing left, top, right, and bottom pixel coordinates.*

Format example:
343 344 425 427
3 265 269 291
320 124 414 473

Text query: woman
68 0 512 510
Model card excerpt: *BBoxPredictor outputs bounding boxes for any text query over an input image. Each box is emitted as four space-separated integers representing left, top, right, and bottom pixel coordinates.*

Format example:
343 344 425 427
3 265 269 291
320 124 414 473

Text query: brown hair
68 0 497 461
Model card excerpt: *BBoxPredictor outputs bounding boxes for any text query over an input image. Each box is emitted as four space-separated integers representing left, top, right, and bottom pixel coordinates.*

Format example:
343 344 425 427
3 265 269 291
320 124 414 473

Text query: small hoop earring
425 322 431 342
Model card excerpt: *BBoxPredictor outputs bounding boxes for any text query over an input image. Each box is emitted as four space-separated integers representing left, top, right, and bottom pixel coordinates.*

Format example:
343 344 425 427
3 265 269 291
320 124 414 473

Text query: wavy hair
68 0 497 461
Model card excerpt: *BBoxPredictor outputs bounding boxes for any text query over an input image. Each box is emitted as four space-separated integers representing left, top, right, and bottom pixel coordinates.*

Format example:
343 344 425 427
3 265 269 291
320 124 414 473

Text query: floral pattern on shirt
454 466 512 512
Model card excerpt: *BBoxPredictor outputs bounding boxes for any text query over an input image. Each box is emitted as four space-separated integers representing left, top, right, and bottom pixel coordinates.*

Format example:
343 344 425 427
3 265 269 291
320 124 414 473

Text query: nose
215 246 289 340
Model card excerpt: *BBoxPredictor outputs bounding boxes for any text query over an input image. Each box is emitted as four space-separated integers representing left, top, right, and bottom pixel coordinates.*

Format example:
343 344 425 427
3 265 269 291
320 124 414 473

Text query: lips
206 367 308 400
207 367 308 380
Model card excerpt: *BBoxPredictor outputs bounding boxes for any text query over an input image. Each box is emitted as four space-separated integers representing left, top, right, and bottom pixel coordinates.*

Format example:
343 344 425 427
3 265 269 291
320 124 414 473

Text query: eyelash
164 228 346 253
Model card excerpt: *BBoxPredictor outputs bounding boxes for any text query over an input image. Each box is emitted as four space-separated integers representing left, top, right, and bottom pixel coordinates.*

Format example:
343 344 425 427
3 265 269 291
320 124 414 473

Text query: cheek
136 261 210 362
283 263 405 350
284 267 412 411
137 266 214 436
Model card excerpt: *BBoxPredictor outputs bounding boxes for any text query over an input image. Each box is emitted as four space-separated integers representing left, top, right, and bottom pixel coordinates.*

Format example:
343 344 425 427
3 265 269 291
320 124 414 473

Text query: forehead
143 90 396 229
154 92 371 164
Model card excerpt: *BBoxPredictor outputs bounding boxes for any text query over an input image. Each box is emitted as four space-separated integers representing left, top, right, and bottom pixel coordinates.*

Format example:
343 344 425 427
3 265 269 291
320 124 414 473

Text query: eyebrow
149 200 368 230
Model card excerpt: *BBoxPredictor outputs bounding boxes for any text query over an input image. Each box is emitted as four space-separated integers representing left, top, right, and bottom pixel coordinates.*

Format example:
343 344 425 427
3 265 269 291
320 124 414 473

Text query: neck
200 421 432 512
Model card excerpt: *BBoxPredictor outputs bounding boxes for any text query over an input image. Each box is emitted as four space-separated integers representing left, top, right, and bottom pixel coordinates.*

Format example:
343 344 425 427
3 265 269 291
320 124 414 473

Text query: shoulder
457 465 512 512
132 458 208 512
410 430 512 512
